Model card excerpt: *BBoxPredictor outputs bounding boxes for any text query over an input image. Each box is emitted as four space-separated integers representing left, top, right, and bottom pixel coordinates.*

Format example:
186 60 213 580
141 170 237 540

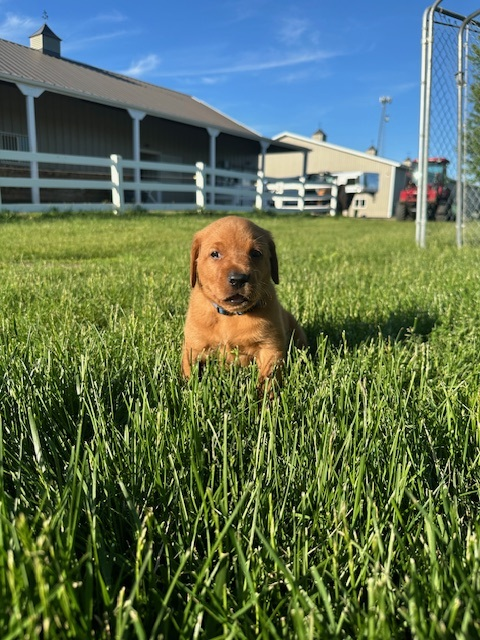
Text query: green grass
0 211 479 639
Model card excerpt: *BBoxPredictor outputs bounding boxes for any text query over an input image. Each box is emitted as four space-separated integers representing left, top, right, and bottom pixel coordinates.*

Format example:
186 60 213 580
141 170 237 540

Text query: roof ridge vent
29 23 62 57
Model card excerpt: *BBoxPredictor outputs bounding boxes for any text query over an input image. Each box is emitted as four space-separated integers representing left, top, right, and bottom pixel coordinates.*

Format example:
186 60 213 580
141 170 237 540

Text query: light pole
377 96 392 156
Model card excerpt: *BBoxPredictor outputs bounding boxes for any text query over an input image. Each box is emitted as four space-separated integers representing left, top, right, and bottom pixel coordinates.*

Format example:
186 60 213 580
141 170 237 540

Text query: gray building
0 24 297 207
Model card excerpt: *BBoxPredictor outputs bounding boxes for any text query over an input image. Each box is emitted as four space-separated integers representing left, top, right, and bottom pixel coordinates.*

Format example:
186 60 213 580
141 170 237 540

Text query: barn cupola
312 128 327 143
29 24 62 57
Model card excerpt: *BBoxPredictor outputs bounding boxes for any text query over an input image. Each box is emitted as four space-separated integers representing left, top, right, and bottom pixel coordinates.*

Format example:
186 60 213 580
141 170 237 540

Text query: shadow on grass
305 308 438 350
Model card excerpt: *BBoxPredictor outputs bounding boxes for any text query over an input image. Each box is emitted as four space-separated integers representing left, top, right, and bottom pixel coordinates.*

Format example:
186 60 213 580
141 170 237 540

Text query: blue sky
1 1 478 163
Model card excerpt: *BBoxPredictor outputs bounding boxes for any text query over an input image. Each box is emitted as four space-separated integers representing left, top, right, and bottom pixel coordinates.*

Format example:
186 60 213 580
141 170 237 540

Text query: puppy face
190 216 279 314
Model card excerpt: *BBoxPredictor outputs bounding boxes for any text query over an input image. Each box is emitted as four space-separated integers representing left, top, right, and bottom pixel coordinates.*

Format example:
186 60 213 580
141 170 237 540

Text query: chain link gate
417 1 480 247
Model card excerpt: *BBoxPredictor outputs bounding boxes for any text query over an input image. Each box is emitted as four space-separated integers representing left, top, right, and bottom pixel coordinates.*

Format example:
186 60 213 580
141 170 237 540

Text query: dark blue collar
212 301 259 316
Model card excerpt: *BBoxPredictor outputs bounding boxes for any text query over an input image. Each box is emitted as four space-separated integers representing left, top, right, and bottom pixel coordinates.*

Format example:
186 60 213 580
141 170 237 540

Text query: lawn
0 211 479 639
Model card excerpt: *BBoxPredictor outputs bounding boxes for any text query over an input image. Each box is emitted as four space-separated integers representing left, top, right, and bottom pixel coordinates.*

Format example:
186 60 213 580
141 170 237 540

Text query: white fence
0 149 265 213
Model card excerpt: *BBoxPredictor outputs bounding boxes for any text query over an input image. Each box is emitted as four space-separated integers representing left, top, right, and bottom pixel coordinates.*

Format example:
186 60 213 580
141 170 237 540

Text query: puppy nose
228 272 250 288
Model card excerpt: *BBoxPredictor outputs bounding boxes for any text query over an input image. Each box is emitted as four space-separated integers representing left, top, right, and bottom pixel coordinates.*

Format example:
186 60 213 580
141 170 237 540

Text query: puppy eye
250 249 263 258
210 250 220 259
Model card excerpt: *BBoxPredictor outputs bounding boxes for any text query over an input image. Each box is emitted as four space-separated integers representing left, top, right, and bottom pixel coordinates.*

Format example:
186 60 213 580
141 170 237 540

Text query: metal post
456 26 467 248
377 96 392 157
456 9 480 248
417 1 444 247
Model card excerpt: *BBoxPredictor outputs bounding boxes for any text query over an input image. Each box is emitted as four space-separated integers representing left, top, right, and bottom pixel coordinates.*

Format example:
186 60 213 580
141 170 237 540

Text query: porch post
207 127 220 206
127 109 146 205
302 150 309 178
17 83 44 205
259 139 270 174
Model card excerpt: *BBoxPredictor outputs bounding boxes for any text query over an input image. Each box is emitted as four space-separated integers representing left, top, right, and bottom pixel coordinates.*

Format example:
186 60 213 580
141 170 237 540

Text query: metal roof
0 34 271 143
274 132 404 167
29 24 62 41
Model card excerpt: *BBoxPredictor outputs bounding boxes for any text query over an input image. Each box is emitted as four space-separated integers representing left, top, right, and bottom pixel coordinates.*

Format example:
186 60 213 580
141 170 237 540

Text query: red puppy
182 216 307 382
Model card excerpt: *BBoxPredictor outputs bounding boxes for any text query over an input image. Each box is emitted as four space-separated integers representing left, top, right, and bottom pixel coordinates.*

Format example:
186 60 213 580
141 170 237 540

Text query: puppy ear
190 233 201 288
268 236 280 284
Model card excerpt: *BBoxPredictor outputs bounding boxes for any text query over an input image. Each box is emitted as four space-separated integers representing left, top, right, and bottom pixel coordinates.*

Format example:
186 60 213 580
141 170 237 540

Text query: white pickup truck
265 171 379 215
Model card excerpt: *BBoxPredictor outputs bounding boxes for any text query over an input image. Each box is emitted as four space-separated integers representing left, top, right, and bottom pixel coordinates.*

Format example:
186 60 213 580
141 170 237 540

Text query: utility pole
377 96 392 156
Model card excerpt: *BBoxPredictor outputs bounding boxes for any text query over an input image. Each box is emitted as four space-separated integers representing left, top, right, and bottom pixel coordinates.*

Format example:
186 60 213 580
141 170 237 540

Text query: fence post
330 184 338 216
110 154 124 214
456 24 466 248
195 162 205 209
298 176 305 212
255 171 264 210
456 9 480 248
417 2 439 247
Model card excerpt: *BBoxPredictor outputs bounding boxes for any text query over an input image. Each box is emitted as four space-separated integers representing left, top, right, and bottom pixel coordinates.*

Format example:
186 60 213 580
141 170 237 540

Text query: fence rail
0 149 265 213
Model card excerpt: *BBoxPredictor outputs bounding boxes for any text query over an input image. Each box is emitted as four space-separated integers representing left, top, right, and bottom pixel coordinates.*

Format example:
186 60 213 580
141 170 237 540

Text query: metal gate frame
417 1 480 247
456 8 480 247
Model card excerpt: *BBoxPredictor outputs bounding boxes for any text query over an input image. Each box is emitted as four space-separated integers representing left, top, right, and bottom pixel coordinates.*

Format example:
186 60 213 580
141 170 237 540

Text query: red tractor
396 157 453 221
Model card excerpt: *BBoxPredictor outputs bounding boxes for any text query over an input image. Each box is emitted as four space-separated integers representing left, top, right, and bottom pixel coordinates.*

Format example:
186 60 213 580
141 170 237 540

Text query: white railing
0 149 265 213
0 131 29 152
266 176 338 215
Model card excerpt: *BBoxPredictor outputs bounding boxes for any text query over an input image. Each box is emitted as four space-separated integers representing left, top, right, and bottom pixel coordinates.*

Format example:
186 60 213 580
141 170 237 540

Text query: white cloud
220 0 269 25
276 67 333 84
277 16 321 48
0 12 37 41
89 10 127 24
62 30 136 53
154 48 340 79
231 50 335 73
278 17 309 46
121 54 162 77
200 76 227 85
